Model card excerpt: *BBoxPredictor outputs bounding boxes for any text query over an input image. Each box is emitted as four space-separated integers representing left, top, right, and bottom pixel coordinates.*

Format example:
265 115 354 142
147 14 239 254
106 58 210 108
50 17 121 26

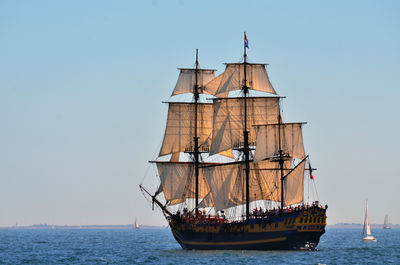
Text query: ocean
0 228 398 264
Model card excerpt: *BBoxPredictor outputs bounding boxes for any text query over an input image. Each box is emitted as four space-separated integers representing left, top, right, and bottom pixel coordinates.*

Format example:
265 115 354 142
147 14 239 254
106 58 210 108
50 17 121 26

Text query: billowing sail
204 63 277 97
251 160 289 203
171 69 216 96
210 97 280 155
254 123 305 162
159 103 213 156
249 160 291 202
202 163 245 211
156 162 210 205
202 160 294 212
283 159 306 206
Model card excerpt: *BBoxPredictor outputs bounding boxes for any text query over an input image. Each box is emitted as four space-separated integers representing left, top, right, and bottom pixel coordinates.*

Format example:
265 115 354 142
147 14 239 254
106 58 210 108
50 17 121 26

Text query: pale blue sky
1 0 399 227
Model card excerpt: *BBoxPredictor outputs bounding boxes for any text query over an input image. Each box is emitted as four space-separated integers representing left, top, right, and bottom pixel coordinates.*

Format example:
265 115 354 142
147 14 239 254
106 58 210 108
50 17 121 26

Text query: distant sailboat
135 218 140 229
362 200 377 242
383 215 391 229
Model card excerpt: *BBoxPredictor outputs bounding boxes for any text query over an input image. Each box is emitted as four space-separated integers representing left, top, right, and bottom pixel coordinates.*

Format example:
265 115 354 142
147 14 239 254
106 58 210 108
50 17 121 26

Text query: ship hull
172 228 324 250
169 207 326 250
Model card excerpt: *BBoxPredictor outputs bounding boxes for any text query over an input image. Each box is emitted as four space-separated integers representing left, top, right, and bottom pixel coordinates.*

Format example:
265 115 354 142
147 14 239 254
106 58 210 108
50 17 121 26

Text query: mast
278 113 285 210
243 32 250 220
194 49 200 210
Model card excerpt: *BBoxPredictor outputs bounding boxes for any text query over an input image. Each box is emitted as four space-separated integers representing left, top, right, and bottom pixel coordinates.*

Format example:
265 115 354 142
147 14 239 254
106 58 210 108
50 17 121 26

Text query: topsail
204 63 277 97
171 69 216 96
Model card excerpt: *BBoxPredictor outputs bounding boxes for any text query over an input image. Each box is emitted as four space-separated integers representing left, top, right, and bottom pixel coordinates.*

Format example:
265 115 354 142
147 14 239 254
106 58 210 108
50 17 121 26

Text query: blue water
0 228 399 264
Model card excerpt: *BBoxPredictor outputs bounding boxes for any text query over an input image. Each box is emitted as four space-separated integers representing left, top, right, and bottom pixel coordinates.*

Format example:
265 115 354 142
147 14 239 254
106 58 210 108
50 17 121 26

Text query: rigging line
152 134 164 161
140 162 152 185
312 179 320 202
282 155 308 180
310 179 315 202
307 172 310 203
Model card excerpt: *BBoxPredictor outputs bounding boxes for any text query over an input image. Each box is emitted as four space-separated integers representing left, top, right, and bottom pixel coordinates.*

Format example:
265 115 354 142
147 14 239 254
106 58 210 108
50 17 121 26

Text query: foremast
146 50 218 215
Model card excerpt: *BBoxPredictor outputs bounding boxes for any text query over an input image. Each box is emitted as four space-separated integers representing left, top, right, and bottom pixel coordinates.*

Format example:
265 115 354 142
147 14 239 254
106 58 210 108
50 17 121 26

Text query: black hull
172 230 324 250
169 207 326 250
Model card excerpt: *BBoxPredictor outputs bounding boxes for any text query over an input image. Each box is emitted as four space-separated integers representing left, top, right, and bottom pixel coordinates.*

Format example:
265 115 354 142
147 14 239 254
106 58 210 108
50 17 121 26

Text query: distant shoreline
0 223 399 230
0 224 167 230
327 223 400 229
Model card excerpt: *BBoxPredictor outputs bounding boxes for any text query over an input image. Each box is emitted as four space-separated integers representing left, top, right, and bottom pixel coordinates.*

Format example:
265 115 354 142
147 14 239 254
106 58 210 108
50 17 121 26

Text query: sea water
0 228 398 264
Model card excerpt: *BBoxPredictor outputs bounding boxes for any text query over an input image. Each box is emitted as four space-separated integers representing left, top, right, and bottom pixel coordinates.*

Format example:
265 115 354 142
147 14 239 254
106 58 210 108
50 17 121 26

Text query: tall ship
140 34 327 250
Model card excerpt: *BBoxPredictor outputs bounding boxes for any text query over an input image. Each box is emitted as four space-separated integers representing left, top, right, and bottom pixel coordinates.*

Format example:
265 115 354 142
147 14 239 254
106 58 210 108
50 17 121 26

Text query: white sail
171 69 216 96
156 162 210 205
210 97 280 155
362 199 377 242
283 159 306 206
159 103 213 156
202 163 245 211
365 201 371 236
254 123 305 162
251 160 291 203
202 160 295 212
255 159 305 207
384 215 390 228
204 63 277 97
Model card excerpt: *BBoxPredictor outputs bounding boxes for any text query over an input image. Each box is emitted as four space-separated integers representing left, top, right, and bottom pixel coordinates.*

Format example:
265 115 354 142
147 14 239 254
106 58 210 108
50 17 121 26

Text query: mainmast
243 32 250 220
194 49 200 210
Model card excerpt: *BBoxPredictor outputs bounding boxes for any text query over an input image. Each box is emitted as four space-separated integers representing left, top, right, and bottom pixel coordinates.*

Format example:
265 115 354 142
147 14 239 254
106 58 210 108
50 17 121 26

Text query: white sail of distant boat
362 200 377 242
383 215 391 229
135 218 140 229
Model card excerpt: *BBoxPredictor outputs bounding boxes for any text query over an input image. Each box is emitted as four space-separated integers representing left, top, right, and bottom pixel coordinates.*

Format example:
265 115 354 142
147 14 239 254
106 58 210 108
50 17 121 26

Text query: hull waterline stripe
178 236 287 246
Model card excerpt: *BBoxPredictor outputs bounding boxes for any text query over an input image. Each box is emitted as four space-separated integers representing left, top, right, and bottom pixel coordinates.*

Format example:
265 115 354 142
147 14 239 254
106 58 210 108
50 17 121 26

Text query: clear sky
1 0 399 227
